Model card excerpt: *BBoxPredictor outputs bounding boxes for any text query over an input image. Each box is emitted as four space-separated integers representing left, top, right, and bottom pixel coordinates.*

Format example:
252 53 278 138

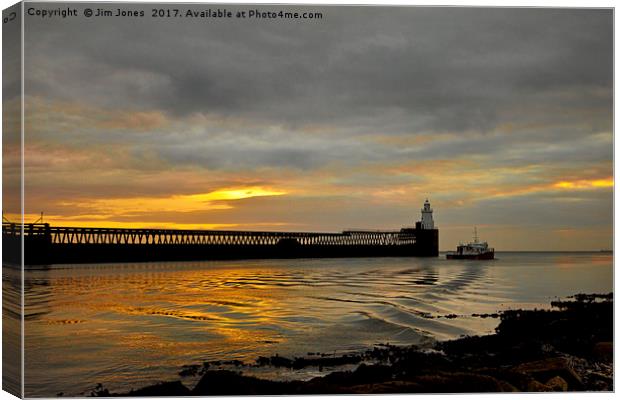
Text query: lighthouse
420 199 434 230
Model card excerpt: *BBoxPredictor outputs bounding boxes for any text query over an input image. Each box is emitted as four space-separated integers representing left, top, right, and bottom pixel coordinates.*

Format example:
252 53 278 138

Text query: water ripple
19 253 613 397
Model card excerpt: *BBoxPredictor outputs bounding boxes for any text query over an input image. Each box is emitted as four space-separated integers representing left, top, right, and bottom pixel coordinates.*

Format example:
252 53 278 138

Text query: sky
4 4 613 250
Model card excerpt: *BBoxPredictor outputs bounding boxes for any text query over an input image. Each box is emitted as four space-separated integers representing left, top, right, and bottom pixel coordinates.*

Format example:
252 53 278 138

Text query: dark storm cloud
24 5 612 135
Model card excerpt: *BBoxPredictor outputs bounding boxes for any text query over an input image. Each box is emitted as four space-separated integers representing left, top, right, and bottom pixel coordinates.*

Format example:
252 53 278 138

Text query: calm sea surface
12 252 612 396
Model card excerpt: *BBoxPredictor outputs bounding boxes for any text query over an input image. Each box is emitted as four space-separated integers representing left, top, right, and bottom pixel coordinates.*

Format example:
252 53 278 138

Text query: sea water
7 252 612 396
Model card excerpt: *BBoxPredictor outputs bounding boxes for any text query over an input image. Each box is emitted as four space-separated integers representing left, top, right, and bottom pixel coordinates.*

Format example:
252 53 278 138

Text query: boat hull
446 251 494 260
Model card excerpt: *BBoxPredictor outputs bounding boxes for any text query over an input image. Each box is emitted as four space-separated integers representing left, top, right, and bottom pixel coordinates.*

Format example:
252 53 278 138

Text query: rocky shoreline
91 293 613 395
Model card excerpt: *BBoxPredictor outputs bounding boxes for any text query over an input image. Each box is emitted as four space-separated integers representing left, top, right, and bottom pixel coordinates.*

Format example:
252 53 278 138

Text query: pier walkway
2 223 438 265
3 223 417 246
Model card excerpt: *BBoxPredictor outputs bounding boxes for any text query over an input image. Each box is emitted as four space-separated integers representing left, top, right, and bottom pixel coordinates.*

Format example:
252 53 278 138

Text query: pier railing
3 223 418 246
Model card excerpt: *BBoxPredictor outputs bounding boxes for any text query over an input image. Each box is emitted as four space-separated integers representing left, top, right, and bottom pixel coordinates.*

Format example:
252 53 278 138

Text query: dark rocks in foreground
94 293 613 396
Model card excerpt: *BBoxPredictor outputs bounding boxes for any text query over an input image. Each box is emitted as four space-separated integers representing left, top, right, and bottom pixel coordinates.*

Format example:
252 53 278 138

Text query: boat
446 227 494 260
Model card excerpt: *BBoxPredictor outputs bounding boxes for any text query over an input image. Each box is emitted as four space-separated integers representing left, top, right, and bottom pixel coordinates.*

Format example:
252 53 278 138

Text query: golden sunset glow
186 187 288 202
56 186 287 216
553 177 614 190
8 212 295 231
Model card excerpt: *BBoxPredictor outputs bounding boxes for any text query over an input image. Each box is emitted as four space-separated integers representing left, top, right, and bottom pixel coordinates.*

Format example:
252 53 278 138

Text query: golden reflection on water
36 265 303 357
23 254 612 397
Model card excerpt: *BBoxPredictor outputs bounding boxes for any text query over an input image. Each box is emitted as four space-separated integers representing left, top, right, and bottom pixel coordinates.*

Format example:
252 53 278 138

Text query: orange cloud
25 96 169 133
98 110 169 131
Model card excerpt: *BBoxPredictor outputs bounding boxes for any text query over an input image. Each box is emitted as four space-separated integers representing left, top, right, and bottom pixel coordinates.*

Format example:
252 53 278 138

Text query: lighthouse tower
420 199 434 229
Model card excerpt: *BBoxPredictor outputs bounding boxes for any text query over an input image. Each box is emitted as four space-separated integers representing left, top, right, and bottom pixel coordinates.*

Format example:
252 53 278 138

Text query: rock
588 371 613 384
497 380 519 392
513 357 583 390
124 381 191 396
588 380 612 391
322 371 517 393
545 376 568 391
586 372 613 391
477 368 537 392
351 363 393 383
410 373 513 392
191 370 291 395
526 380 552 392
592 342 613 362
349 381 423 394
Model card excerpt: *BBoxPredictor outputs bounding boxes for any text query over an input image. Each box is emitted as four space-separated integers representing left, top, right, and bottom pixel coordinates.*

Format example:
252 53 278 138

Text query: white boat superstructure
447 227 495 260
